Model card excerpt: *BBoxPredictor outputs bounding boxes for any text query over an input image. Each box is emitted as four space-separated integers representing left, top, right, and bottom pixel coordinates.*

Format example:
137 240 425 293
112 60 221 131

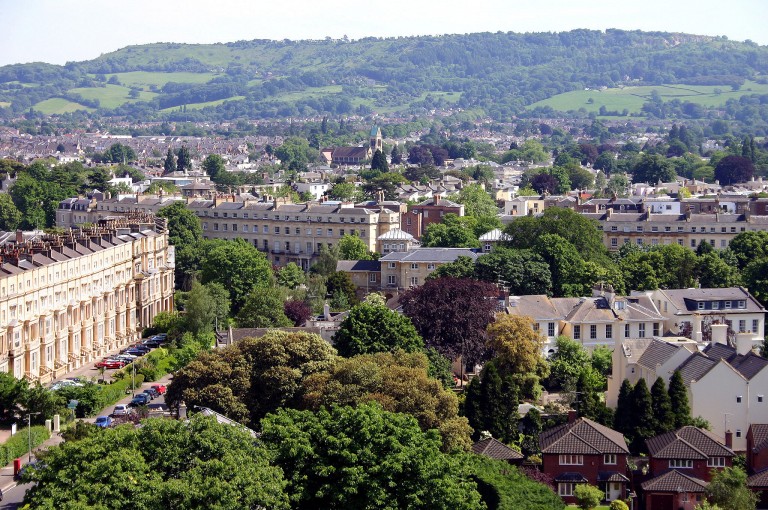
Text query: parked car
128 394 151 407
112 404 130 416
112 355 135 364
123 348 145 357
50 379 84 391
153 333 168 341
133 344 151 353
95 359 125 369
94 416 113 428
143 388 159 400
15 460 43 481
151 384 166 395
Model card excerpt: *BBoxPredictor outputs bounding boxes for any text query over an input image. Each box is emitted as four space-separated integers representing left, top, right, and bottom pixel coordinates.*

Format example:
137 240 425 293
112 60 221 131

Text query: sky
0 0 765 67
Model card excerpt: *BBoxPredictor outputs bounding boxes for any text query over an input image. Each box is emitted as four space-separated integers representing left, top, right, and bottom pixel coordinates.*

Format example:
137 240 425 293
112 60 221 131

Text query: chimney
736 332 755 355
567 410 578 423
725 430 733 449
15 230 22 244
434 193 441 205
710 323 728 345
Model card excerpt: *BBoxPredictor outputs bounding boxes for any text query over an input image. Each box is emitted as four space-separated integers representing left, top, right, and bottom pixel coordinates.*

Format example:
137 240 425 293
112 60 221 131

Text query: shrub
610 501 629 510
0 426 50 465
574 484 603 509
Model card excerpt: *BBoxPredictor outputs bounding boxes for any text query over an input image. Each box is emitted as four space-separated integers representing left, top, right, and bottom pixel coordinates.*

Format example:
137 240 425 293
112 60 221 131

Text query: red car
151 384 166 395
95 359 125 369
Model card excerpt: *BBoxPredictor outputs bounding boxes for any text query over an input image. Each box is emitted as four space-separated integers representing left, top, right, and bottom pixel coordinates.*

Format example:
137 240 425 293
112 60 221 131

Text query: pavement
0 358 175 504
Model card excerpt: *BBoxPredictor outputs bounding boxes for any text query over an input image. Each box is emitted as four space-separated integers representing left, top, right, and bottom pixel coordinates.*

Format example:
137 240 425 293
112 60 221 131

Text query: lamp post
131 361 136 397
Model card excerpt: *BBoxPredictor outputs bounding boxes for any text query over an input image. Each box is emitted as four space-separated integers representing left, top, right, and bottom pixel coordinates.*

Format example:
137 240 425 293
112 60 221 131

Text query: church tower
369 126 383 154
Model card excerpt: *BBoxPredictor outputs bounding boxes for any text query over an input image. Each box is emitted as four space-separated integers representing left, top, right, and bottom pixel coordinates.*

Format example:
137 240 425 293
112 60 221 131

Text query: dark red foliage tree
284 300 312 326
714 155 754 185
400 277 498 366
530 173 558 194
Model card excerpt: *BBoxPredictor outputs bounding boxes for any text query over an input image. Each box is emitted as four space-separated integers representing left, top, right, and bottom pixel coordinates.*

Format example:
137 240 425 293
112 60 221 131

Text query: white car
112 404 130 416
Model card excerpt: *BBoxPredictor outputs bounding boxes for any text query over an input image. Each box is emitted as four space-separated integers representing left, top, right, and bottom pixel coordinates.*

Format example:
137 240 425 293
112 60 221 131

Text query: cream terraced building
189 197 401 269
0 214 174 384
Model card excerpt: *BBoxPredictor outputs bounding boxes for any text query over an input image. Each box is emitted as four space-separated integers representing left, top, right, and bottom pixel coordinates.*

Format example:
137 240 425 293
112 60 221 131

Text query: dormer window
738 300 746 309
712 302 720 310
725 301 732 309
698 302 705 310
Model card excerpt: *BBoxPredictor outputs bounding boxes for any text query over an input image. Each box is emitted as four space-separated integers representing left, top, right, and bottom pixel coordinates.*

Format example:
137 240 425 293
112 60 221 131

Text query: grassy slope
69 84 157 108
159 96 246 111
530 79 768 114
101 71 221 89
33 98 94 114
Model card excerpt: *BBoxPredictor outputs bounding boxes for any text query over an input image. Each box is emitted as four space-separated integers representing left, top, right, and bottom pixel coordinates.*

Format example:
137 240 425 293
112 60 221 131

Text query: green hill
0 30 767 123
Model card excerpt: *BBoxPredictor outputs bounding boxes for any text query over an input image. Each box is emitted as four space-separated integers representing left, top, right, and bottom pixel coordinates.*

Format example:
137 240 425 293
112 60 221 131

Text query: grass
529 79 768 115
0 102 9 108
159 95 246 112
33 97 94 114
101 71 220 89
69 84 157 109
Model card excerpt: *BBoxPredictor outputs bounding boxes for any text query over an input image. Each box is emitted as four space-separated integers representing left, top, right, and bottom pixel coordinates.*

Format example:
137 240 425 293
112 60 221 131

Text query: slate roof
598 472 630 483
747 468 768 488
749 424 768 452
539 417 628 455
641 469 709 493
336 260 381 272
378 248 478 263
676 352 718 385
730 353 768 380
702 342 739 363
646 426 734 460
471 437 524 460
554 472 588 483
637 340 682 370
658 287 764 313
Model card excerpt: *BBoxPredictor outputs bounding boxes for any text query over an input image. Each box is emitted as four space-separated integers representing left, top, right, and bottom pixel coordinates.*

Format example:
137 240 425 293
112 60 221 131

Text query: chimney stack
567 410 578 423
725 430 733 449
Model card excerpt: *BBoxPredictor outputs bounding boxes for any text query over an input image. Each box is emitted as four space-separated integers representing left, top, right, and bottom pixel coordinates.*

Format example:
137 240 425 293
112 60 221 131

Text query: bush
574 484 603 509
610 501 629 510
0 426 50 465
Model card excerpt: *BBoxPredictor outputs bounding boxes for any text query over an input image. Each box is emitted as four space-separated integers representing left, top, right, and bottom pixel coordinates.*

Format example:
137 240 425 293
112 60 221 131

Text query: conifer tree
371 149 389 173
630 378 654 453
613 379 634 439
651 377 675 435
176 146 191 173
668 370 691 428
464 360 519 443
390 144 402 165
163 148 176 175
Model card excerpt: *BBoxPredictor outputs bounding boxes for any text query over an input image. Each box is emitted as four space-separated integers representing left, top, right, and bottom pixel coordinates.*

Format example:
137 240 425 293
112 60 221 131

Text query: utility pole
132 361 136 397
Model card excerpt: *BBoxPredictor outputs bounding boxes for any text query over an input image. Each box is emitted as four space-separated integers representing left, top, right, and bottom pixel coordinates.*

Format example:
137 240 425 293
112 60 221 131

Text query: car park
94 416 113 428
112 404 130 416
129 394 151 407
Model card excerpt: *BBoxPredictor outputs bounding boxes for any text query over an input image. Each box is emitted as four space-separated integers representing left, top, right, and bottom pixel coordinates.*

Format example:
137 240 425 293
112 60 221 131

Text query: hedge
0 426 50 465
99 374 146 408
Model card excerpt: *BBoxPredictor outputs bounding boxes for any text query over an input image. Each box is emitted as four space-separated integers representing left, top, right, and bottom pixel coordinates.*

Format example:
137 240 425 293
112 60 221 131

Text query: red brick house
539 417 629 504
746 424 768 507
642 426 735 510
403 194 464 240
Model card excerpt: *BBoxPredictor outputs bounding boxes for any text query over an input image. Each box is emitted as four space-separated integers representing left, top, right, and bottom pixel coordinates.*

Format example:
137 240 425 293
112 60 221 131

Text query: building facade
0 214 174 384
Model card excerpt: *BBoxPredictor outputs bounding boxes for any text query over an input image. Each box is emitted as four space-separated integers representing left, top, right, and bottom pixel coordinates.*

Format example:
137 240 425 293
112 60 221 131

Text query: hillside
0 30 767 123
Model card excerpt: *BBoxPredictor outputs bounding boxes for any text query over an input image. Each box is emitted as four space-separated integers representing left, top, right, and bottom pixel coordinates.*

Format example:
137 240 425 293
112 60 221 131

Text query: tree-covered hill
1 29 767 122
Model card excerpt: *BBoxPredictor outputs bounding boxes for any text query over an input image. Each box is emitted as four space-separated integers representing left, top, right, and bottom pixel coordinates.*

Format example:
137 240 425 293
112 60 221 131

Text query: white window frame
604 454 617 465
669 459 693 468
559 454 583 465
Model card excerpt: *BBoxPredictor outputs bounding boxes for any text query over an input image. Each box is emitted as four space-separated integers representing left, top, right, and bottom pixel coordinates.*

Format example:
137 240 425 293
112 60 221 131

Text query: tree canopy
333 299 423 357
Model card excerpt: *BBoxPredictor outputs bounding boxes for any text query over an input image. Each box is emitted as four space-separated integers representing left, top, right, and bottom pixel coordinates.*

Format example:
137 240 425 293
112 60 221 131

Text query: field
529 80 768 115
159 95 246 112
33 97 94 114
96 71 221 90
69 84 158 108
0 102 9 108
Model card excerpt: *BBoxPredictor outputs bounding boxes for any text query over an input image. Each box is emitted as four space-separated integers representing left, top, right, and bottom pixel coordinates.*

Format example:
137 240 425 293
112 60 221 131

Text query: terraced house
0 214 174 383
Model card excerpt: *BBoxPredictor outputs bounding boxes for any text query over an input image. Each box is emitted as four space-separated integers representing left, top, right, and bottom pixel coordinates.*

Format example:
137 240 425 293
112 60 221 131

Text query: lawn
159 95 246 112
69 84 157 109
33 97 94 114
529 79 768 115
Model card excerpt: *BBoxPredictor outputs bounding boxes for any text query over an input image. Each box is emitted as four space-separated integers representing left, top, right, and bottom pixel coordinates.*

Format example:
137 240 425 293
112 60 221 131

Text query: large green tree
337 234 372 260
474 248 552 296
422 214 479 248
707 466 758 510
260 402 483 510
202 154 226 180
236 286 292 328
669 370 692 428
333 299 423 357
454 184 498 218
464 360 519 443
176 146 192 173
23 415 289 510
163 148 177 175
651 376 675 435
0 193 22 231
630 378 655 453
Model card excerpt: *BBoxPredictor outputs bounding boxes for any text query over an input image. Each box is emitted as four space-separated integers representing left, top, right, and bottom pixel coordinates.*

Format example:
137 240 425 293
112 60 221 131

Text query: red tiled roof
749 424 768 452
539 417 628 455
641 469 708 493
471 437 524 460
646 426 734 460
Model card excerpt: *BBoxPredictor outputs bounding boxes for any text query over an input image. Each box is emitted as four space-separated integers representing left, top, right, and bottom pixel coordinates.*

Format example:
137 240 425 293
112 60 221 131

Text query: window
736 429 742 438
411 263 419 269
388 262 396 269
387 275 396 285
558 483 577 497
724 301 732 309
611 238 618 247
369 273 377 282
669 459 693 468
639 323 645 338
410 277 418 286
263 225 268 233
653 323 660 336
625 324 630 338
274 226 280 234
213 223 219 231
559 455 583 465
738 300 746 309
427 263 435 270
712 301 720 310
739 320 746 332
327 229 333 236
707 457 726 467
284 227 290 235
604 454 617 465
753 320 759 333
759 395 764 403
573 325 581 340
698 301 705 310
737 396 742 403
295 228 301 235
548 322 556 337
590 325 597 339
340 229 345 236
606 324 613 339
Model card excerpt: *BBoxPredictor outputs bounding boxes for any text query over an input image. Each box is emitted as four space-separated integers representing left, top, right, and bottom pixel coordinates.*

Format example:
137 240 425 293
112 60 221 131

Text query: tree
486 314 544 376
236 286 292 328
463 360 519 443
157 201 202 248
333 300 423 357
276 262 305 289
199 239 273 313
23 415 290 510
533 234 586 297
370 149 389 172
669 370 692 428
163 148 176 175
590 346 612 378
337 234 372 260
707 466 758 510
631 153 675 184
0 192 22 231
695 252 740 288
651 376 675 435
260 403 482 510
390 144 402 165
401 277 498 366
613 379 634 438
609 501 629 510
474 248 552 296
302 350 472 452
326 271 358 307
0 371 27 422
728 231 768 269
454 184 498 218
428 255 476 280
202 154 225 180
630 378 655 453
167 330 337 426
547 336 591 391
327 182 362 202
422 216 479 248
574 484 603 509
284 299 312 326
310 244 338 277
274 137 317 171
182 282 217 335
176 146 191 173
714 155 754 185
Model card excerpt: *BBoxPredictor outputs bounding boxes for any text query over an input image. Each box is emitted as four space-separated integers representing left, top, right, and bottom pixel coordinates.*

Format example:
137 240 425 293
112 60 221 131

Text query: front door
605 482 622 501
